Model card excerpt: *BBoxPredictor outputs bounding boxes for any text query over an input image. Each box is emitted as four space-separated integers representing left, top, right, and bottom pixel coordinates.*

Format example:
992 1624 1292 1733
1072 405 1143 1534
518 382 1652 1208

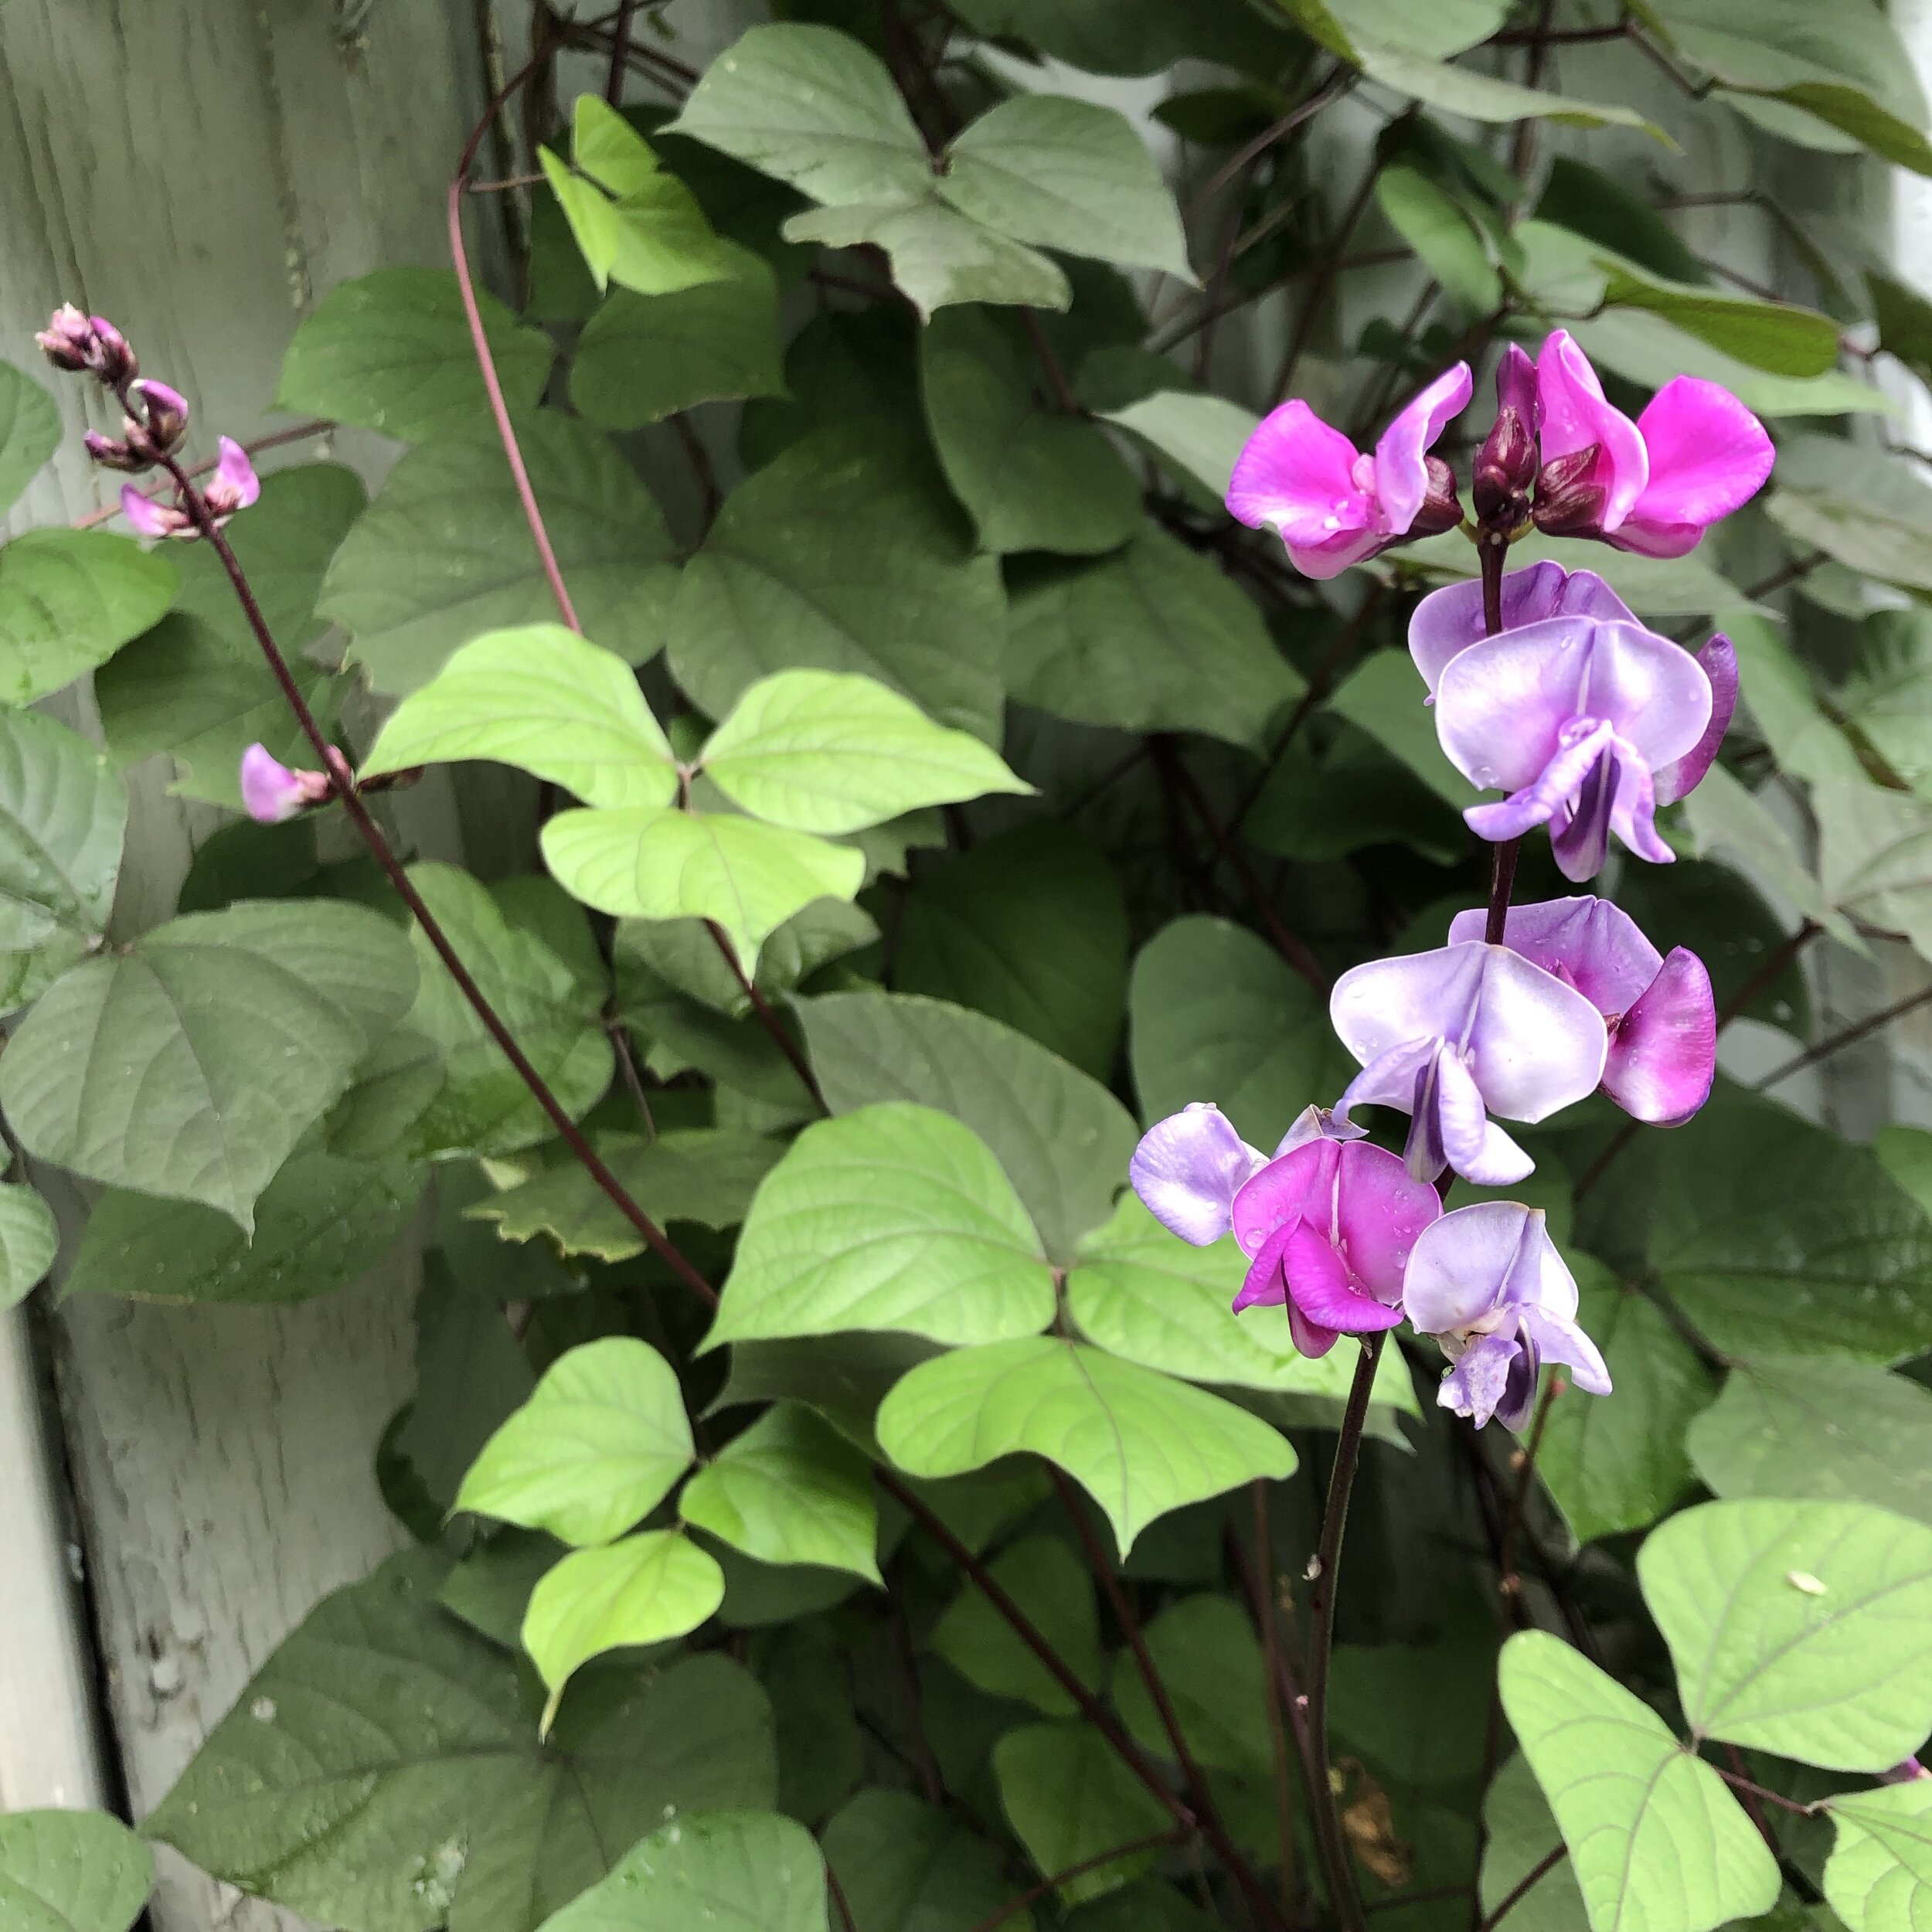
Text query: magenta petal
1438 1333 1522 1429
1283 1220 1404 1334
1449 896 1661 1015
211 436 261 512
1621 376 1774 553
1233 1218 1294 1311
120 485 179 539
1604 945 1716 1125
1655 634 1736 807
1332 1141 1444 1301
1131 1104 1267 1247
240 743 308 825
1497 342 1539 431
1373 361 1473 534
1287 1300 1339 1359
1227 401 1372 546
1536 329 1648 531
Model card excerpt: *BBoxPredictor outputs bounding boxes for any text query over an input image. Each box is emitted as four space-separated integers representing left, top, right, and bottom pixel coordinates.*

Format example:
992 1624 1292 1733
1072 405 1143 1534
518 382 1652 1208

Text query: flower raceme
121 437 261 540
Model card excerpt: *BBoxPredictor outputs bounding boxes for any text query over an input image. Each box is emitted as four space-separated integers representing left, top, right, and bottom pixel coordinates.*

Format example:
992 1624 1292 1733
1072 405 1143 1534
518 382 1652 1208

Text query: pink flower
1227 363 1473 578
120 486 191 539
204 437 260 519
239 744 331 824
1533 329 1774 557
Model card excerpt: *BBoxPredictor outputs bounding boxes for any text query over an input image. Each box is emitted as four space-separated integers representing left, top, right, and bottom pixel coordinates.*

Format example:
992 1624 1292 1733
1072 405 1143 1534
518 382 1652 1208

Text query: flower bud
120 485 192 540
1407 456 1464 537
240 744 334 825
1530 444 1607 539
202 437 261 522
36 304 96 372
1472 405 1536 527
128 379 189 457
83 430 148 474
1496 342 1539 434
85 316 138 386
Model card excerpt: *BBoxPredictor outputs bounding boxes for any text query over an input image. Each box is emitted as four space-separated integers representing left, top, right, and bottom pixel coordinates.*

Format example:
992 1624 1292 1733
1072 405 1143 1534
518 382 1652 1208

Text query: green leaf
1007 528 1299 750
1740 83 1932 176
543 806 864 977
1498 1629 1781 1932
400 866 612 1160
679 1400 880 1582
937 94 1191 281
920 304 1140 557
541 97 734 298
1874 271 1932 396
701 668 1029 834
0 360 60 516
1534 155 1709 287
670 22 932 206
361 624 677 808
1244 726 1467 867
618 902 876 1021
1332 0 1508 57
895 824 1126 1081
62 1148 421 1307
522 1530 726 1721
1099 390 1257 505
0 709 124 951
876 1334 1294 1556
456 1338 693 1547
1680 764 1857 951
1689 1355 1932 1530
1327 649 1475 808
1533 1268 1716 1546
147 1549 776 1932
275 268 553 441
0 1809 152 1932
930 1533 1101 1717
761 1623 863 1826
1838 611 1932 799
1824 1780 1932 1932
1816 777 1932 964
1599 267 1839 378
95 463 364 808
320 415 678 697
823 1789 1026 1932
799 991 1138 1265
706 1101 1054 1350
1128 914 1352 1151
571 250 787 429
470 1129 781 1261
1377 166 1502 314
951 0 1298 74
1638 1498 1932 1773
0 1181 56 1313
669 426 1007 744
1111 1594 1271 1774
0 529 178 706
1 899 416 1232
1355 43 1672 140
1728 610 1866 788
1479 1756 1588 1932
1769 442 1932 593
992 1722 1172 1906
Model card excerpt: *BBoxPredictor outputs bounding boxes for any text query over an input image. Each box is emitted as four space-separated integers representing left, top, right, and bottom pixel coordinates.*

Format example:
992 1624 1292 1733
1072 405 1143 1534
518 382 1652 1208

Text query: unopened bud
85 317 138 386
1496 342 1539 434
83 430 148 474
1473 404 1536 526
1531 444 1607 539
128 379 189 457
1408 455 1464 537
36 304 95 372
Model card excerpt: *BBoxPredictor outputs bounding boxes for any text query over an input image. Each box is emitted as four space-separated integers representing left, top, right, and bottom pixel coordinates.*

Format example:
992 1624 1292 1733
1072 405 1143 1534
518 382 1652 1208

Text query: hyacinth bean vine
14 5 1932 1932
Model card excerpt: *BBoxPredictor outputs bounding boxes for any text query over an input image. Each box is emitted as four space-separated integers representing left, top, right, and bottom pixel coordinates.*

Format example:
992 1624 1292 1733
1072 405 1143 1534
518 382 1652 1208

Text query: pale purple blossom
1227 362 1472 579
128 378 189 455
1403 1202 1611 1430
1447 896 1716 1126
119 487 191 540
240 744 331 824
203 437 260 519
1330 941 1607 1185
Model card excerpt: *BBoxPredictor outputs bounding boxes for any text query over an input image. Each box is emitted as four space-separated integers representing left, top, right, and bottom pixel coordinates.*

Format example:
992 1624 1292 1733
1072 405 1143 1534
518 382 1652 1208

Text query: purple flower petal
1521 1305 1611 1396
120 485 183 539
1271 1104 1367 1158
1448 896 1661 1015
1536 330 1648 532
1408 561 1635 695
1614 377 1774 557
1655 634 1736 807
240 743 311 825
1404 1202 1528 1335
1549 746 1619 882
1373 362 1473 534
1604 945 1716 1125
1131 1103 1267 1247
1435 1050 1534 1185
1287 1298 1339 1359
1234 1217 1294 1312
1227 402 1376 555
207 436 261 516
1605 747 1672 869
1331 1141 1444 1301
1439 1332 1524 1430
1464 720 1617 845
1497 342 1539 431
1231 1138 1332 1259
1284 1219 1405 1334
1336 1036 1440 1120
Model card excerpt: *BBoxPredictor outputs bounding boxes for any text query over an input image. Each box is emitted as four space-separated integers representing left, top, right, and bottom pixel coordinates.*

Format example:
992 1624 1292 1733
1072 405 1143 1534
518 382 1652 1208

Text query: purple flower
128 378 189 456
203 437 260 519
1403 1202 1611 1430
1330 941 1607 1185
1472 344 1540 530
1447 896 1717 1127
1410 560 1635 693
36 304 96 372
83 430 147 474
1883 1760 1932 1785
240 744 331 824
1533 329 1773 557
120 486 191 540
1434 607 1719 880
1227 362 1473 579
1228 1134 1443 1359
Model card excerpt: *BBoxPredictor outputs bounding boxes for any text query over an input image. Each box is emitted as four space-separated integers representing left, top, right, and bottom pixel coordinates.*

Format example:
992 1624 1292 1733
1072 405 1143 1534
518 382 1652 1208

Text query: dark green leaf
822 1789 1024 1932
1600 267 1839 379
1244 727 1467 866
1325 649 1474 808
1111 1594 1272 1774
930 1533 1101 1717
1534 156 1707 287
760 1622 863 1827
0 359 61 515
0 1810 152 1932
992 1722 1172 1906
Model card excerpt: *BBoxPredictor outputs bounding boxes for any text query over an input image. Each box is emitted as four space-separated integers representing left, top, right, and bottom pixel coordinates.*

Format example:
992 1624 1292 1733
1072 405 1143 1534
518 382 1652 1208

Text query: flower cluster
1134 335 1771 1428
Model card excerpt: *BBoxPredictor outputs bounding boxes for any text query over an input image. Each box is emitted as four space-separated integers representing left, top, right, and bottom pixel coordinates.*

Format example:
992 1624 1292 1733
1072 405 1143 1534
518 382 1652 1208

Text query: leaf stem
1756 978 1932 1092
1251 1481 1301 1929
962 1828 1189 1932
1474 1843 1565 1932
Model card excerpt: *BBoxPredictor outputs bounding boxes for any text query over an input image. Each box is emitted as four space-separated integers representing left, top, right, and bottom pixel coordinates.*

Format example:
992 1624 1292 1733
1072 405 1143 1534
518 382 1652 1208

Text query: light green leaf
1356 43 1672 140
1327 648 1474 808
930 1533 1101 1717
1534 1268 1715 1545
1007 527 1299 750
542 805 864 977
679 1400 880 1582
0 1809 152 1932
1689 1355 1932 1530
1479 1756 1588 1932
895 823 1126 1081
95 464 364 808
670 22 931 206
0 529 178 706
541 97 734 298
321 415 679 697
1332 0 1508 58
1600 267 1838 378
62 1149 421 1307
992 1722 1172 1906
275 268 553 441
670 427 1007 744
876 1334 1294 1556
1770 441 1932 591
1738 83 1932 177
0 709 124 951
1639 1498 1932 1772
617 902 876 1021
361 624 677 808
920 304 1140 556
1100 390 1257 503
822 1789 1026 1932
951 0 1298 73
701 668 1029 835
522 1530 726 1721
1817 778 1932 966
1378 166 1502 314
570 249 787 429
782 198 1070 318
469 1129 781 1260
1499 1629 1781 1932
1825 1780 1932 1932
938 94 1192 280
798 991 1139 1265
0 360 60 515
0 1182 56 1313
0 900 416 1232
456 1338 693 1548
1681 764 1858 950
146 1549 775 1932
1729 610 1866 787
1841 611 1932 798
1111 1594 1272 1774
707 1100 1054 1350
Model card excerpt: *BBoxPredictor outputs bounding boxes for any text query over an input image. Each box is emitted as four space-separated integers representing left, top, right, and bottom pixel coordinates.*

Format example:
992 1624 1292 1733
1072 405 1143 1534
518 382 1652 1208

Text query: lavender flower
1330 941 1607 1185
119 488 192 539
240 744 331 824
128 378 189 457
1447 896 1717 1126
1403 1202 1611 1430
119 437 259 541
